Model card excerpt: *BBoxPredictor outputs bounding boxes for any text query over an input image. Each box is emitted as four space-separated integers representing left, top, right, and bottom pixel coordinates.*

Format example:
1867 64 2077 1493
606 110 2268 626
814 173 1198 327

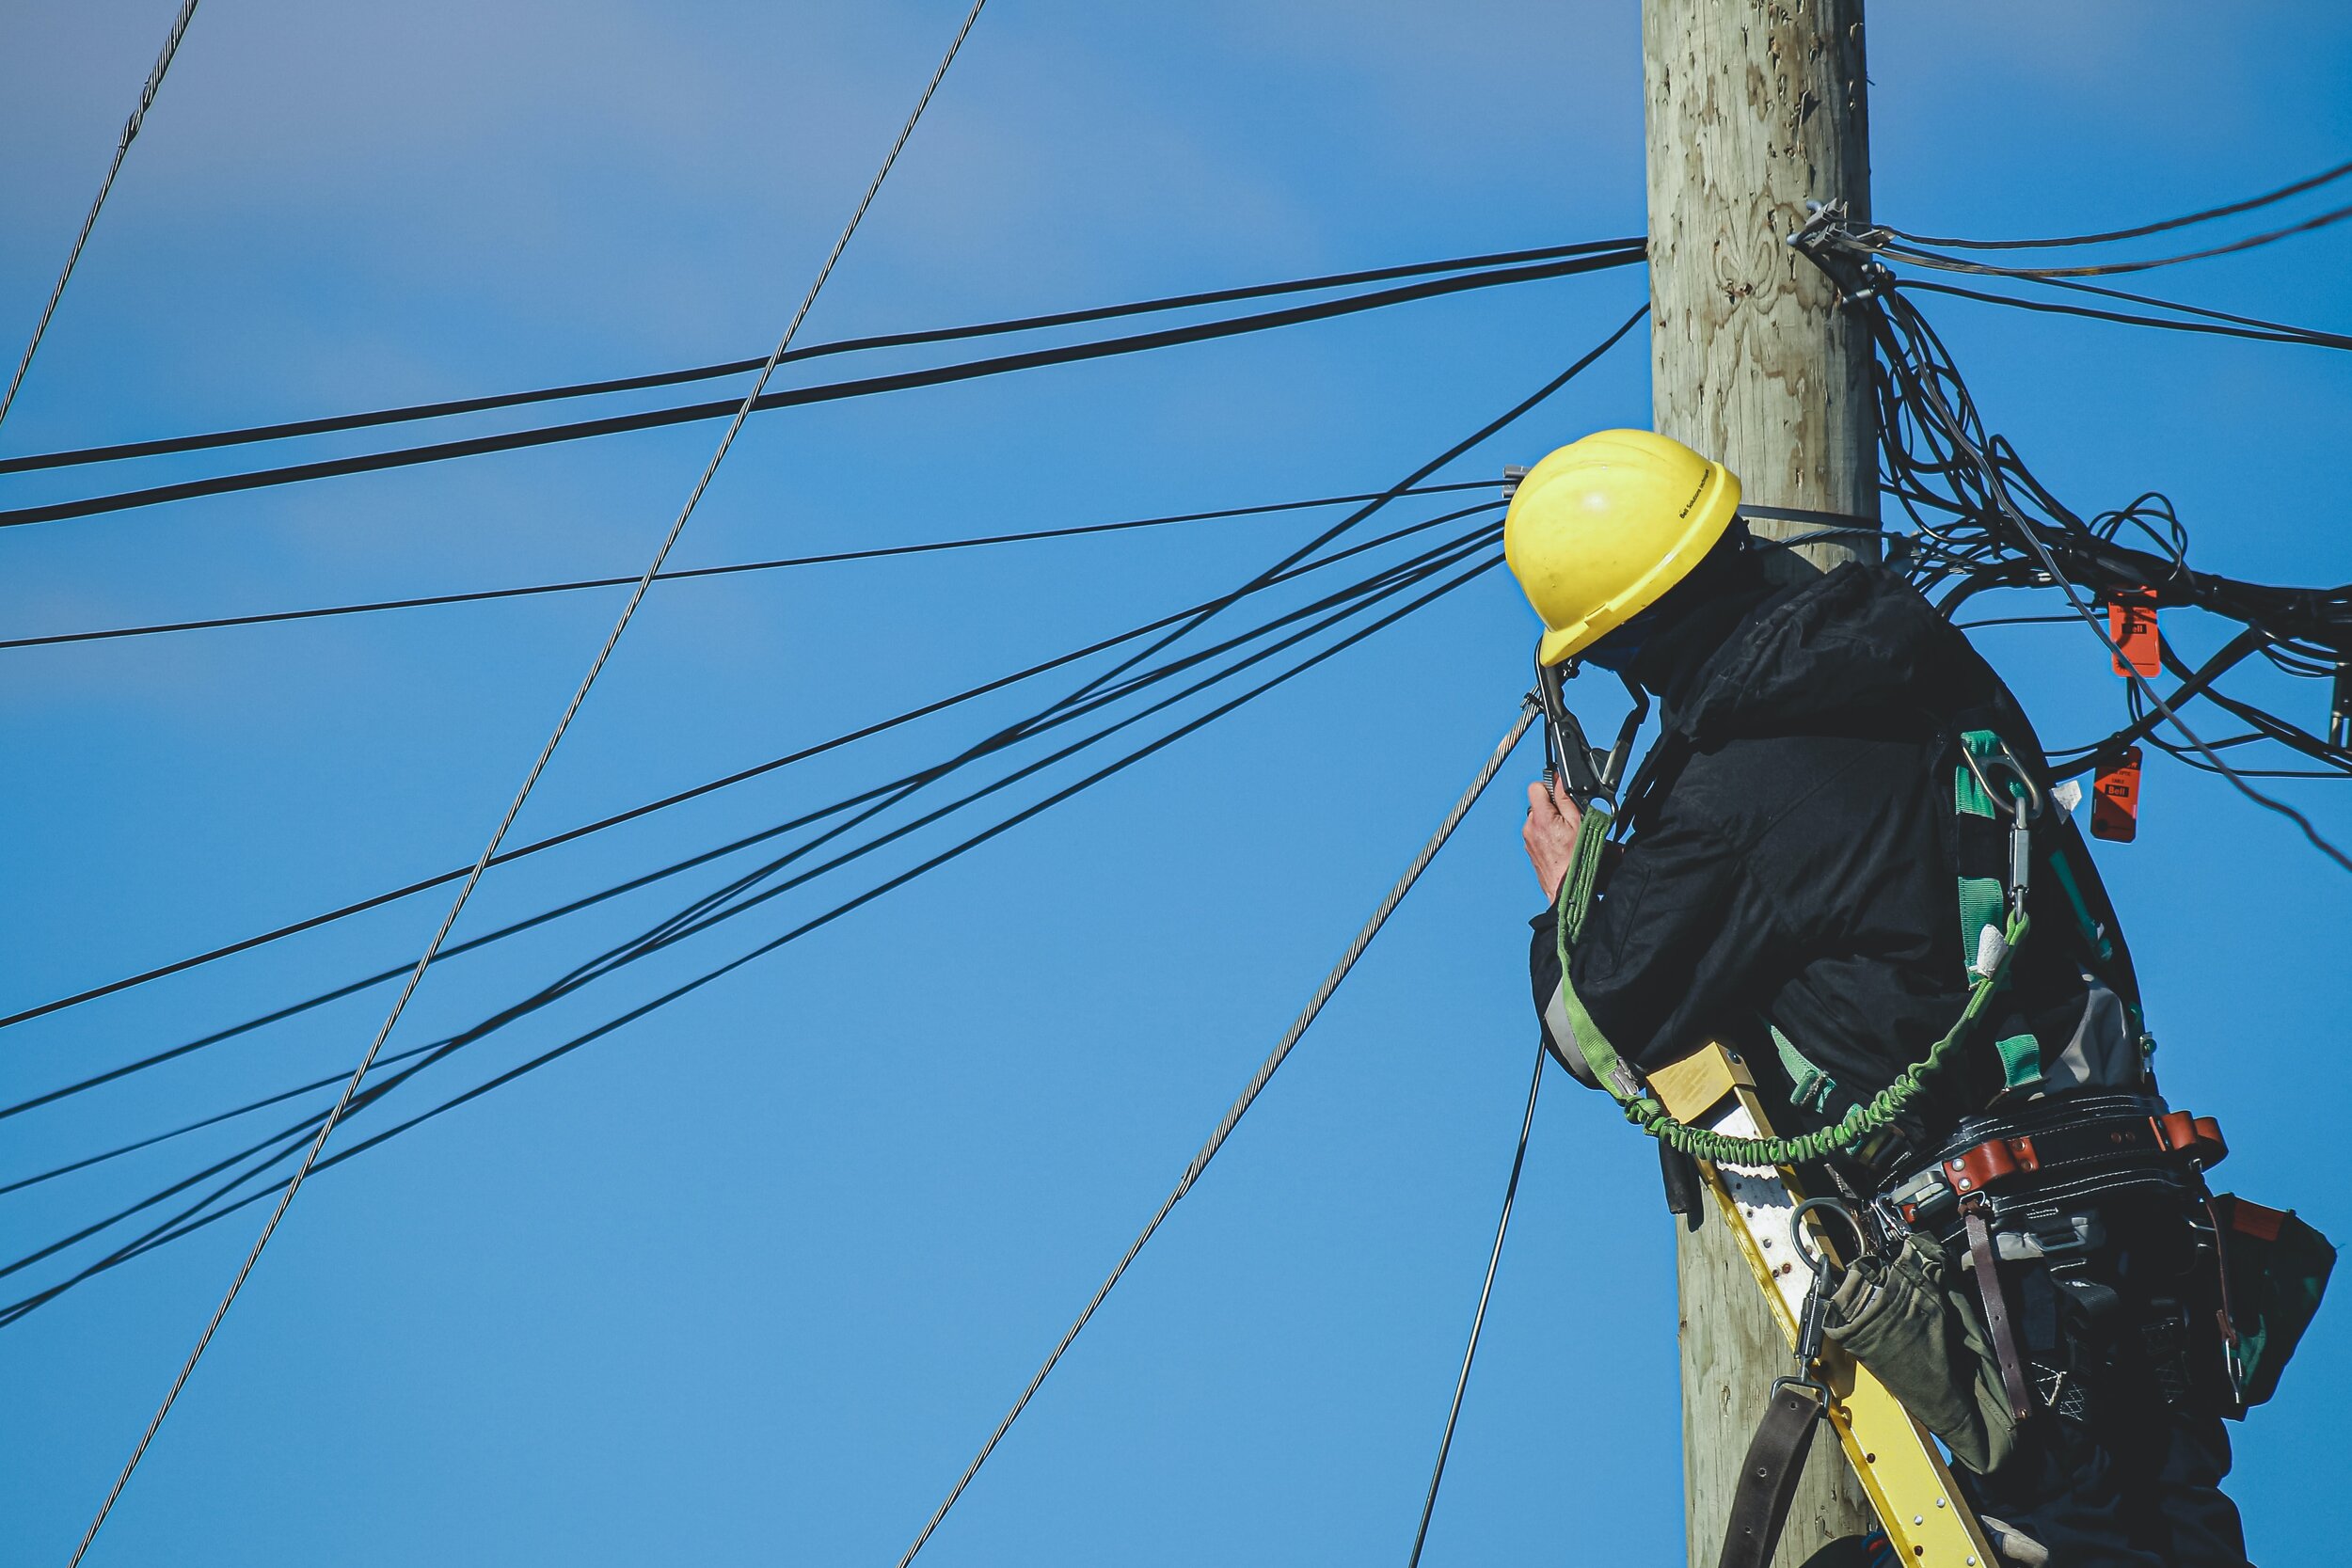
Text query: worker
1511 430 2251 1567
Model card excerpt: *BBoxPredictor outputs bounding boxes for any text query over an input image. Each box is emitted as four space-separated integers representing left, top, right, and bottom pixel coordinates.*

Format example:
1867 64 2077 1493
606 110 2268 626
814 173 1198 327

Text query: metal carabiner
1958 735 2044 822
1532 644 1611 806
1789 1196 1870 1275
1958 737 2044 916
1785 1197 1867 1389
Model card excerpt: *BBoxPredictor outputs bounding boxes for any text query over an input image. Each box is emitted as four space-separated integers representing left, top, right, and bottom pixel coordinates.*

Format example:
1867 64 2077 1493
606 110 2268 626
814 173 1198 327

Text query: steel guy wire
60 5 993 1558
892 704 1535 1568
0 527 1499 1259
17 310 1622 1311
0 0 201 433
6 298 1629 1046
5 556 1511 1323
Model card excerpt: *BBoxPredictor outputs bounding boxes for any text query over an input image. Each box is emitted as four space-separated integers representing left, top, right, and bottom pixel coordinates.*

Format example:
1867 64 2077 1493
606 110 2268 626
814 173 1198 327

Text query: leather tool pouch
2211 1194 2336 1410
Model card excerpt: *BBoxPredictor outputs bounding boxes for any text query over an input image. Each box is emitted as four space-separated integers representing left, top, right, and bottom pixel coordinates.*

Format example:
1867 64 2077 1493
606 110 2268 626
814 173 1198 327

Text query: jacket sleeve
1529 910 1597 1087
1528 812 1788 1083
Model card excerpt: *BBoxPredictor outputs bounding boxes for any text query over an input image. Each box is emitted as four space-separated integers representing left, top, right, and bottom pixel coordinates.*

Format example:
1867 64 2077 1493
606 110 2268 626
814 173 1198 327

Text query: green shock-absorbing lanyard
1550 800 2031 1165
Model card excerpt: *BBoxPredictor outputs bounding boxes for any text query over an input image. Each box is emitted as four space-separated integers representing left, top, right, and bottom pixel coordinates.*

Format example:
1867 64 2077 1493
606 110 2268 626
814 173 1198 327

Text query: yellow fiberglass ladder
1649 1043 2001 1568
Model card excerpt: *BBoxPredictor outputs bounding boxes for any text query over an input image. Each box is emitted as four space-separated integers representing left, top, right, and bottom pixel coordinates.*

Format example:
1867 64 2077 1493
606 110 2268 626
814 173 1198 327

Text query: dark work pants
1948 1200 2253 1567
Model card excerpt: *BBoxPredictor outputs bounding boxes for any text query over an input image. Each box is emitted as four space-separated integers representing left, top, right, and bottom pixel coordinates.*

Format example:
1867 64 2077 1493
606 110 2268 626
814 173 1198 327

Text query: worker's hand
1523 777 1583 901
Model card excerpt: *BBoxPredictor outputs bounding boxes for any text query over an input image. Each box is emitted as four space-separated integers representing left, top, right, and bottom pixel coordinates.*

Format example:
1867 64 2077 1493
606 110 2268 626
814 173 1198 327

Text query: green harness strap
2042 840 2112 963
1547 803 1650 1102
1551 755 2035 1165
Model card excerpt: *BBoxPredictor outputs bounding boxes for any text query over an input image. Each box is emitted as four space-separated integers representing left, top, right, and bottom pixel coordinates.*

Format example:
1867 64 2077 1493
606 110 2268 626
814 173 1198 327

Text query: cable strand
892 706 1534 1568
0 0 201 432
61 8 992 1558
1885 154 2352 250
0 241 1639 476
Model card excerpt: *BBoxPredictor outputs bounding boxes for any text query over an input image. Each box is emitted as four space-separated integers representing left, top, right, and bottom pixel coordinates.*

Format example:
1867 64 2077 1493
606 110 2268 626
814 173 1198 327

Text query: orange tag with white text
2107 590 2160 678
2092 747 2142 843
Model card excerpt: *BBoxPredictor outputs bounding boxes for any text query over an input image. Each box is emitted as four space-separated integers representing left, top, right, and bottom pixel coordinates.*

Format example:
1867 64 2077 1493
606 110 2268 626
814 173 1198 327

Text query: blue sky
3 3 2348 1563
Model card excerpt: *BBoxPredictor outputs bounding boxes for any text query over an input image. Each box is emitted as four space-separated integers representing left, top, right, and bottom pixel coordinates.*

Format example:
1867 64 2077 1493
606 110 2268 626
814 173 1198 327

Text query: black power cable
4 535 1468 1288
1793 218 2352 870
0 482 1496 653
1871 198 2352 277
8 522 1503 1264
1894 278 2352 355
0 505 1499 1064
1952 266 2352 346
1404 1039 1544 1568
0 482 1494 652
0 240 1640 477
0 252 1643 531
12 536 1508 1197
6 308 1638 1050
0 1035 447 1196
0 549 1507 1323
0 509 1499 1120
8 329 1629 1316
2042 630 2267 779
1886 155 2352 251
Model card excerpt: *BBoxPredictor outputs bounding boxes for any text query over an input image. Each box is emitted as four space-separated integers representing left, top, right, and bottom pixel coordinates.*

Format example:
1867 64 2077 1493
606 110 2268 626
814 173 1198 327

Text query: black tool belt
1878 1091 2221 1246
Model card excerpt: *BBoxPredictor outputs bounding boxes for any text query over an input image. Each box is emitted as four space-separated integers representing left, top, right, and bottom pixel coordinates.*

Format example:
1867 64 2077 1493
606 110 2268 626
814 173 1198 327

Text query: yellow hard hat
1503 428 1742 666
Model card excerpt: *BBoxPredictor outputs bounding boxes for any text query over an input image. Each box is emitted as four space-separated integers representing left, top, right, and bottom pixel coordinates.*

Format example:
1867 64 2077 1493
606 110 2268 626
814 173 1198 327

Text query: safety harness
1548 725 2044 1166
1546 716 2263 1568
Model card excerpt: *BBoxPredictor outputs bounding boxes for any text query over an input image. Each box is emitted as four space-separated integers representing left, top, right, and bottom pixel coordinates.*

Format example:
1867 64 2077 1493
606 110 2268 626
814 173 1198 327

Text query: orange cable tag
2107 589 2161 678
2091 746 2142 843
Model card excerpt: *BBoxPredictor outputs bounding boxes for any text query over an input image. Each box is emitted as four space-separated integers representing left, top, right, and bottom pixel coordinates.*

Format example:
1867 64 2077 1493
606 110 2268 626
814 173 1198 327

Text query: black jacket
1530 563 2143 1148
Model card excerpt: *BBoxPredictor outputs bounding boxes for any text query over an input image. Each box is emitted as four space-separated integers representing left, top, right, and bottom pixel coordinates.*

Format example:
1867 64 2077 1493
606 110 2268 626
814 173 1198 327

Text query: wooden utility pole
1642 2 1879 1563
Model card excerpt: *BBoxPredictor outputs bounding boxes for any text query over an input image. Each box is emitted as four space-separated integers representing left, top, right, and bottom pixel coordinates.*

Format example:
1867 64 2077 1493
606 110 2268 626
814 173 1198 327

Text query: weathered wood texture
1644 2 1880 1563
1645 0 1878 577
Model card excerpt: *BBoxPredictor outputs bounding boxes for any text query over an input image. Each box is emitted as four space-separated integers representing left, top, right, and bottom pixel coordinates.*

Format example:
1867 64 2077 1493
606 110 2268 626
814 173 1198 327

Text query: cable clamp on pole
1788 201 1896 306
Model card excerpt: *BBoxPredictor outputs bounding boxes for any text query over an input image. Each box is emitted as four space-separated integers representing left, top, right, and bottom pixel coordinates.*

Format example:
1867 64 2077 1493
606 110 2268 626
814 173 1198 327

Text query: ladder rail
1651 1045 1999 1568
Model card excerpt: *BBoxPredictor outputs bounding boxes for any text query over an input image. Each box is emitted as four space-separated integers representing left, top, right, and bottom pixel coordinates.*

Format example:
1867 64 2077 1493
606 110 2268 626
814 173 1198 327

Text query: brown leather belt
1883 1094 2226 1235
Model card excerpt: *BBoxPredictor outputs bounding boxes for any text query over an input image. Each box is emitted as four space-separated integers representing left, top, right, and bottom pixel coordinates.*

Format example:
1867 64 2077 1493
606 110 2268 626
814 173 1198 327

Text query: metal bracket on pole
1788 201 1897 308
